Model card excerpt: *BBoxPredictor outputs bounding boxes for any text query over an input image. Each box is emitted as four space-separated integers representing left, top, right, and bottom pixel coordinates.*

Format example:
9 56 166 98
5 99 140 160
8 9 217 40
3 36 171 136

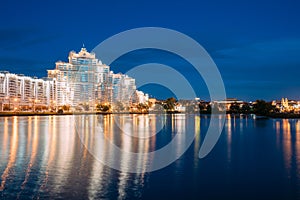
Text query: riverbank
0 111 64 117
1 111 300 118
0 111 153 117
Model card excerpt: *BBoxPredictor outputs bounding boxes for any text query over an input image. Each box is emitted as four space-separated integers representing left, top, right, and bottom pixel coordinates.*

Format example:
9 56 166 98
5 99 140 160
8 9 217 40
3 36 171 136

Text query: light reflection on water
1 115 300 199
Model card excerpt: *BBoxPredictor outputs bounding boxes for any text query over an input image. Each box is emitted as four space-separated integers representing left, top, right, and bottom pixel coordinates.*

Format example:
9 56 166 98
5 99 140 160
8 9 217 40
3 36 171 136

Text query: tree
241 104 251 114
229 102 240 113
114 101 124 112
199 103 205 111
153 103 165 112
3 104 10 111
199 103 211 114
62 105 70 111
253 100 274 116
96 103 111 112
164 97 176 111
206 104 212 113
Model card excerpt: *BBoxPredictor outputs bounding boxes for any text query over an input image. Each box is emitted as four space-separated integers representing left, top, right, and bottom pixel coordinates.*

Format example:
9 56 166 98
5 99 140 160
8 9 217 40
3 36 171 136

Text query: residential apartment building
0 47 148 111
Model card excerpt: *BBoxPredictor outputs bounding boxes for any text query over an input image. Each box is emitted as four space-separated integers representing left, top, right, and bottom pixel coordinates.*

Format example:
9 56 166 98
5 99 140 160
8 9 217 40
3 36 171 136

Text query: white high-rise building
0 71 55 111
0 47 148 111
47 47 147 108
48 47 107 106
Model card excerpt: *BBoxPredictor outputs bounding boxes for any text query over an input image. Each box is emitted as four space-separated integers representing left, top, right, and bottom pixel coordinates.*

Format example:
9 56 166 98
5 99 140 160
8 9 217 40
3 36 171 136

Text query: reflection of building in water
174 114 186 157
39 116 57 191
282 119 292 173
21 116 40 190
1 117 9 156
194 115 201 165
86 115 153 199
279 119 300 181
296 120 300 179
80 114 157 172
227 115 232 163
0 117 18 191
50 116 76 193
275 120 281 148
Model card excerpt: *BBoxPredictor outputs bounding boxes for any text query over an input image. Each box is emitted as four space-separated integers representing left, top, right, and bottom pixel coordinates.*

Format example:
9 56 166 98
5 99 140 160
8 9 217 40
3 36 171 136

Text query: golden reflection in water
49 116 57 166
87 116 106 199
21 116 39 189
84 114 158 199
88 149 105 200
296 120 300 134
239 115 244 131
296 120 300 178
150 115 157 149
83 116 94 160
275 121 281 149
174 114 186 157
77 115 109 199
40 116 57 190
116 114 161 199
26 117 32 155
171 115 175 136
0 117 18 191
51 116 75 192
227 114 232 163
2 117 9 156
110 114 114 141
194 115 200 167
282 119 292 174
233 115 236 131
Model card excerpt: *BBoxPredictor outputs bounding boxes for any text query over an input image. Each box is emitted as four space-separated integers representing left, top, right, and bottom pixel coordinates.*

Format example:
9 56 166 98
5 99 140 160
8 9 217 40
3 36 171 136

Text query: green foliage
253 100 274 116
62 105 70 111
198 103 211 114
57 109 64 114
164 97 177 111
229 102 240 113
96 103 111 112
152 103 165 112
114 101 124 111
241 104 251 114
137 103 149 110
3 105 10 111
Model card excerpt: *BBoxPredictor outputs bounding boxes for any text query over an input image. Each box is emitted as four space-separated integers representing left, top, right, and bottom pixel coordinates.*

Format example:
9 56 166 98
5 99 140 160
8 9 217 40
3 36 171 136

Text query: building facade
47 47 142 108
0 71 55 111
0 47 148 111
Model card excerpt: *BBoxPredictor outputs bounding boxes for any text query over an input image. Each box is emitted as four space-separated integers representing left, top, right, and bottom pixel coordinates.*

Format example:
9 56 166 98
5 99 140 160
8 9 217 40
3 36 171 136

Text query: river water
0 114 300 199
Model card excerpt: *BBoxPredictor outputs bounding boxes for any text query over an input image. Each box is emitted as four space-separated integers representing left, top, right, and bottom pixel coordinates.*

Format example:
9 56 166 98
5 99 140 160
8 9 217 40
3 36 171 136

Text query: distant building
272 97 300 113
212 98 244 112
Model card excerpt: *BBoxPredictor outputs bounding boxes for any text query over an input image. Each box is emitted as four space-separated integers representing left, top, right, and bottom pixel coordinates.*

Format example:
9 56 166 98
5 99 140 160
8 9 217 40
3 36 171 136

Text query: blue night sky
0 0 300 101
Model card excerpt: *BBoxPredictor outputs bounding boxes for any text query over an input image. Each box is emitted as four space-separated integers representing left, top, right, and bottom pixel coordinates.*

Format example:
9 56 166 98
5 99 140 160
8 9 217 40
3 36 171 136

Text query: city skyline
1 1 300 199
0 44 300 102
0 47 149 112
0 1 300 101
